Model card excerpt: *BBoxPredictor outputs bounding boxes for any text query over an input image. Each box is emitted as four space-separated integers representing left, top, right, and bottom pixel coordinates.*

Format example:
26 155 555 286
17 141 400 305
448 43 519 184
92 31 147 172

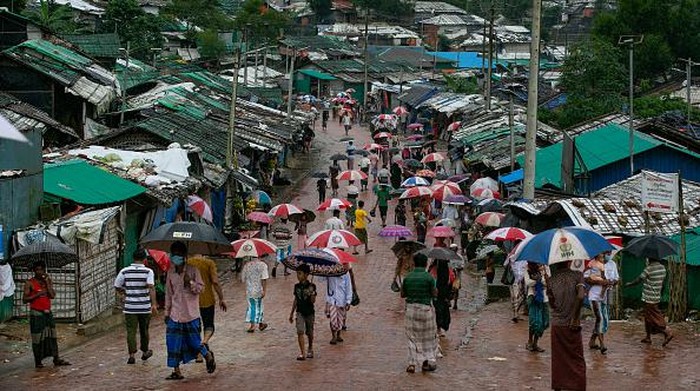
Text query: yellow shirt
355 209 368 229
187 256 217 308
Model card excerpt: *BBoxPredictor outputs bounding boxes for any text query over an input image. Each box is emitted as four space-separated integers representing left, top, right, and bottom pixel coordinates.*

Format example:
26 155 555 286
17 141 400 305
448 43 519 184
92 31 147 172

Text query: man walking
324 266 353 345
626 258 673 346
316 177 327 203
114 249 158 364
188 254 227 361
401 253 437 373
371 183 392 227
346 141 356 170
324 209 345 230
271 218 293 277
547 261 586 391
164 242 215 380
353 200 373 255
342 112 352 136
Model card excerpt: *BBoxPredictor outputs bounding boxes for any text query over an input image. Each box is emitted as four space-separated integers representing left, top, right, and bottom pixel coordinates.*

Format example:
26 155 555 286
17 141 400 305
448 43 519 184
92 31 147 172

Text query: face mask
171 255 185 266
604 254 612 262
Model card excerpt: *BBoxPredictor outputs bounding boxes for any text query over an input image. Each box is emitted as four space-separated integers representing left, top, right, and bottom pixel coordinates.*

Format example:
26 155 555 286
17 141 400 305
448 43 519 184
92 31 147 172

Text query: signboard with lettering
641 170 679 213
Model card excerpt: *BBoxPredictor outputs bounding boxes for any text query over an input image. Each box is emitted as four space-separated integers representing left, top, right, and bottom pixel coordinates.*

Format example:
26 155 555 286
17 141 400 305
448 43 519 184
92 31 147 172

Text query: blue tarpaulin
427 52 494 69
499 168 523 184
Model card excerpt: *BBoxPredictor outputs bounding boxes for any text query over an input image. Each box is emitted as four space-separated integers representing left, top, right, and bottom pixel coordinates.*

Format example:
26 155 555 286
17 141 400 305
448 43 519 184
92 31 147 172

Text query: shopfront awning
298 69 337 81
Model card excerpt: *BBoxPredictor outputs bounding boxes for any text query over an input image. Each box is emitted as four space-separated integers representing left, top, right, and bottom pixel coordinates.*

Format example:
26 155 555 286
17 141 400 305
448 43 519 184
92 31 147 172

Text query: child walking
289 264 316 360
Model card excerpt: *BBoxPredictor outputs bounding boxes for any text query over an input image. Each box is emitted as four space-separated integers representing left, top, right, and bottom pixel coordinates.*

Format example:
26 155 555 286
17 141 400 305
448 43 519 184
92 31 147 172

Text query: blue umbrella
514 227 614 265
401 176 430 187
248 190 272 205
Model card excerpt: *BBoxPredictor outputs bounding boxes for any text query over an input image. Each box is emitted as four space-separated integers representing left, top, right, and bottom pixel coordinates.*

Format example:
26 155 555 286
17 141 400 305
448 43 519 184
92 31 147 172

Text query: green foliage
233 0 290 45
198 29 227 62
0 0 28 13
634 96 700 120
102 0 164 59
307 0 332 23
444 74 479 94
163 0 233 41
437 34 451 51
23 0 80 34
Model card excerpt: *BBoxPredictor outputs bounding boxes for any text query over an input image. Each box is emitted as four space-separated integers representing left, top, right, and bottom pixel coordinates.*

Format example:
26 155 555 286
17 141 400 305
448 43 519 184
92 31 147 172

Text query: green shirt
402 270 435 306
374 184 392 207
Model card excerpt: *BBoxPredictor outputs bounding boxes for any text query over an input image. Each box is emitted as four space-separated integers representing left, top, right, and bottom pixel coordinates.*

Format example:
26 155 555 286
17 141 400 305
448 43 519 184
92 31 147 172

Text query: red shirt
28 278 51 311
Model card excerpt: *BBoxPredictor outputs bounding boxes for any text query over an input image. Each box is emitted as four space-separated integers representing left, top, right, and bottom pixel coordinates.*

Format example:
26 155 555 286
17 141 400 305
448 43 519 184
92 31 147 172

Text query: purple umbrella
443 194 471 205
379 225 413 238
448 174 471 183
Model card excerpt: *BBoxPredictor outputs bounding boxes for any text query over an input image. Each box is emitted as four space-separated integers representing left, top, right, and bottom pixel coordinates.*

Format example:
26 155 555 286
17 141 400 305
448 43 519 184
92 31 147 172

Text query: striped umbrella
399 186 433 199
247 211 273 224
376 114 395 121
470 177 499 192
443 194 471 205
484 227 533 242
378 225 413 238
430 181 462 201
475 212 505 227
336 170 368 181
447 121 461 132
428 226 456 238
228 238 277 258
406 134 424 141
322 248 357 264
373 132 392 139
268 203 303 218
306 229 362 249
392 106 408 115
186 195 213 223
401 176 430 187
407 123 424 130
317 198 353 211
363 143 384 151
471 187 500 200
416 169 436 178
514 227 614 265
421 152 446 164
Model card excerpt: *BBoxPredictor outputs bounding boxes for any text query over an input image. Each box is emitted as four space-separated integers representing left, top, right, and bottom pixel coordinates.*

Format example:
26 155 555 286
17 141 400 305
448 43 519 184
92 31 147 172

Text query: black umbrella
403 159 422 168
435 173 449 180
405 141 423 148
311 172 329 179
354 149 369 157
418 247 462 261
623 234 679 259
288 209 317 223
140 222 231 255
391 240 426 256
388 147 401 154
477 199 503 212
12 237 78 268
330 153 348 161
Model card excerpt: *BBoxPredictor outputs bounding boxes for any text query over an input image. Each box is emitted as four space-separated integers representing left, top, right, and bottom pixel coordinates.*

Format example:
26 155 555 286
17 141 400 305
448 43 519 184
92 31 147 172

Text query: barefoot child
289 264 317 360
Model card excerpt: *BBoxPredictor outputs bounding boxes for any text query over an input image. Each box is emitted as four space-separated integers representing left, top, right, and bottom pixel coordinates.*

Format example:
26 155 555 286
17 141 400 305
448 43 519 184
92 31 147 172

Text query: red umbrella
376 114 395 121
416 169 436 178
399 186 433 199
238 230 260 239
447 121 461 132
430 181 462 201
471 187 500 200
421 152 446 164
336 169 368 181
228 238 277 258
484 227 532 241
428 226 456 238
268 203 303 218
407 123 424 130
186 195 213 223
317 198 353 211
306 229 361 249
373 132 392 139
475 212 505 227
247 211 273 224
147 249 170 272
363 142 384 151
322 248 357 264
392 106 408 115
406 134 423 141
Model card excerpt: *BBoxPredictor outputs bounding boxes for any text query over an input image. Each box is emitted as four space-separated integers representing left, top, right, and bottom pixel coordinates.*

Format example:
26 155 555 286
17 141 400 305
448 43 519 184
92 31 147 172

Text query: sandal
247 327 255 333
533 346 545 353
600 346 608 355
166 372 184 380
662 334 674 347
306 351 314 359
206 351 216 374
406 365 415 373
296 354 306 361
641 338 652 344
259 323 268 331
525 343 533 352
53 358 71 366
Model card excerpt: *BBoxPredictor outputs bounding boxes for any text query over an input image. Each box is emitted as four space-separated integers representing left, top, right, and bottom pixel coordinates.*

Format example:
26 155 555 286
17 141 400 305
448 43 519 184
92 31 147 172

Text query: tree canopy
101 0 164 59
163 0 233 41
232 0 289 46
23 0 81 34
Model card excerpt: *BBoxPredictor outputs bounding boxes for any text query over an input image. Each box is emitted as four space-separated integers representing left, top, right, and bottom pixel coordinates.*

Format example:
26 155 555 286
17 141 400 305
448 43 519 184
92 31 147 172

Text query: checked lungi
246 297 264 324
405 303 437 366
551 325 586 391
30 310 59 364
644 303 667 334
166 318 208 368
328 305 347 332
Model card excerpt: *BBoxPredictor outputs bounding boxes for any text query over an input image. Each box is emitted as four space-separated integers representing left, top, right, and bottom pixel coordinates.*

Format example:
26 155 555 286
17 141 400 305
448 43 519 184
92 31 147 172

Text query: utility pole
680 58 700 132
523 0 541 200
509 91 515 171
287 47 296 115
362 9 370 120
618 35 643 176
119 41 130 125
224 41 241 235
485 2 495 110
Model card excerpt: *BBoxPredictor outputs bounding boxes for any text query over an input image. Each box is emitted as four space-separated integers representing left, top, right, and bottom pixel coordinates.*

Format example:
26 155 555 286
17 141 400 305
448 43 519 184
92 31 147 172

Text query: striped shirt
114 263 154 314
641 262 666 304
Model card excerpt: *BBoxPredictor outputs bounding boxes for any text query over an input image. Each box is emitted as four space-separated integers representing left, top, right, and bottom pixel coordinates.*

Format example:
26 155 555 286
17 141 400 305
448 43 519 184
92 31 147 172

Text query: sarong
591 300 609 335
166 318 207 368
246 297 264 324
30 310 58 363
551 325 586 391
354 228 368 244
527 297 549 338
405 303 437 366
329 305 347 332
433 298 451 331
644 303 667 334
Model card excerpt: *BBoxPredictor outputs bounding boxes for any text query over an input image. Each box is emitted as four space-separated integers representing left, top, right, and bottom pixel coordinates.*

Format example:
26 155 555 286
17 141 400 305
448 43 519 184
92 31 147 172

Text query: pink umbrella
268 203 303 218
322 248 357 264
336 169 368 181
416 169 436 178
406 134 424 141
407 123 424 130
430 181 462 201
392 106 408 115
373 132 392 139
421 152 446 164
470 177 499 192
475 212 506 227
428 226 456 238
399 186 433 199
471 187 500 200
228 238 277 258
379 225 413 238
363 142 384 151
247 211 273 224
317 198 353 211
186 195 213 223
306 229 361 249
447 121 461 132
484 227 533 242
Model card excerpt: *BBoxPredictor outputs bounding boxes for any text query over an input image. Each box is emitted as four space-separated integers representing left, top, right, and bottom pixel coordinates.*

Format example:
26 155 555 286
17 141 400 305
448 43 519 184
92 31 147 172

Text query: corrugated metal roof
44 160 146 204
398 85 439 107
298 69 337 80
419 14 468 26
62 33 121 58
414 1 467 14
0 92 79 140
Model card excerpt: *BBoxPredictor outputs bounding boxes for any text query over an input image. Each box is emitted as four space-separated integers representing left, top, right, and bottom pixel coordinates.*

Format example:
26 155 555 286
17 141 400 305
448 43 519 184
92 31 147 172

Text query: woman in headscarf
429 259 455 337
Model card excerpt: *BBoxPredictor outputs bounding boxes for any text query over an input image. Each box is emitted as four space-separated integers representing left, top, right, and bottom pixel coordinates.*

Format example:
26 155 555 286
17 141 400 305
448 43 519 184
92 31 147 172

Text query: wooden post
670 170 687 322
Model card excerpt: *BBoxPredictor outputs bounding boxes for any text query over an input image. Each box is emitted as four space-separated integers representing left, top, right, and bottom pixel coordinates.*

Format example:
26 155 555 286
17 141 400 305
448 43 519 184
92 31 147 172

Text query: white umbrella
0 114 30 144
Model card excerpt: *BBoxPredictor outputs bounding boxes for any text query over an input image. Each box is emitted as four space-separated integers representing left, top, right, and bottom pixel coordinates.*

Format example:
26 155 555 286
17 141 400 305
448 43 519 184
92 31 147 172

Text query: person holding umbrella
164 241 215 379
23 260 71 368
329 161 341 197
324 264 353 345
625 258 674 346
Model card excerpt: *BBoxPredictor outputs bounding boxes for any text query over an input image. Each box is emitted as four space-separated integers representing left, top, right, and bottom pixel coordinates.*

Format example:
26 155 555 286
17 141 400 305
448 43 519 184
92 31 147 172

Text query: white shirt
324 217 345 230
442 205 459 221
0 263 15 299
324 273 353 307
241 260 269 299
584 267 605 302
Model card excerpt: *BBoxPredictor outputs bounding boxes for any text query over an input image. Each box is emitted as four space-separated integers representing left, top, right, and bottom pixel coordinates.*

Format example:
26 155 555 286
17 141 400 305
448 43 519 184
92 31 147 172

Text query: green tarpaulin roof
298 69 336 80
44 160 146 204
